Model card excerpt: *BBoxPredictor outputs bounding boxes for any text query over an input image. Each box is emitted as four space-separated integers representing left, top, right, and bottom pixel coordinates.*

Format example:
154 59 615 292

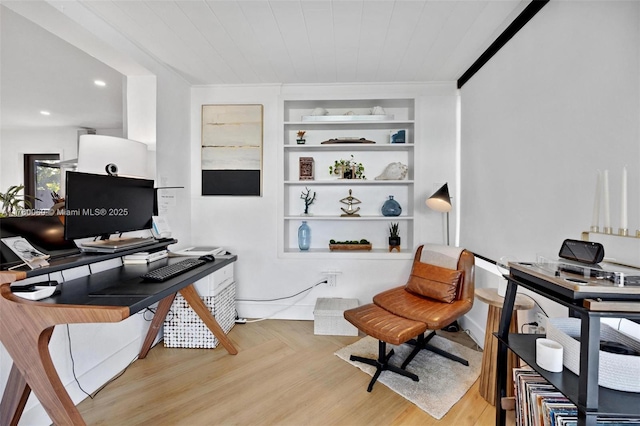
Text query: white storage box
546 317 640 392
192 263 234 296
314 298 359 336
163 280 236 349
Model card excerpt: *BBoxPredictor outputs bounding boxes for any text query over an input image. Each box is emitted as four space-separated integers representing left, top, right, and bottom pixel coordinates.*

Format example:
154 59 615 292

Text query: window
24 154 60 210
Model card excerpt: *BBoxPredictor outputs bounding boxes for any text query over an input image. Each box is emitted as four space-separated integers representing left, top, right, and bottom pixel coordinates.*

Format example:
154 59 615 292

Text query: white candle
592 170 601 228
621 166 628 229
603 169 611 229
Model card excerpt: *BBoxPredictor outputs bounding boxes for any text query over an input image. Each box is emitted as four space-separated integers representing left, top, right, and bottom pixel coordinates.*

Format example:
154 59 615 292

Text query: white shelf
284 180 413 185
281 248 414 260
284 215 413 221
284 143 413 151
285 120 415 126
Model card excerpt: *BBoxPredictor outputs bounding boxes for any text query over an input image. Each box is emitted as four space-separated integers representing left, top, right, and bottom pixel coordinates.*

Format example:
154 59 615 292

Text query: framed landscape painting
201 104 263 196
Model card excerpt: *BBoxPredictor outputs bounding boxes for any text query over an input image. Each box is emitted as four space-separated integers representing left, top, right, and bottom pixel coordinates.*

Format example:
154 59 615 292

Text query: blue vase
381 196 402 216
298 221 311 250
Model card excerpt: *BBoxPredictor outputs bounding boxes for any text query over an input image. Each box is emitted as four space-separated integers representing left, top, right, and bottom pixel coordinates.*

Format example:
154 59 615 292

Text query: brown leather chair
373 245 475 369
344 245 474 391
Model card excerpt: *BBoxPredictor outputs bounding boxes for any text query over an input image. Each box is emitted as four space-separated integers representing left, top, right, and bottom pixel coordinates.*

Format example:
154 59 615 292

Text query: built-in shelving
280 98 416 258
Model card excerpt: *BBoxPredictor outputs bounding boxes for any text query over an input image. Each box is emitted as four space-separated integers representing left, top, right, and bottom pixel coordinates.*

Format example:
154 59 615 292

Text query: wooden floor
77 320 501 425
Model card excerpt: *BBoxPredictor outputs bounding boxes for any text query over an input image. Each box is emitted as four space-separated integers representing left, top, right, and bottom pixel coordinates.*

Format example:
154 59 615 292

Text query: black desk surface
17 251 237 315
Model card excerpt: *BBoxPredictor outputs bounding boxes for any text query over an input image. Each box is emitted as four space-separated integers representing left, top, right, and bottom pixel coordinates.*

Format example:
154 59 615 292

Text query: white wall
459 1 640 326
189 82 458 321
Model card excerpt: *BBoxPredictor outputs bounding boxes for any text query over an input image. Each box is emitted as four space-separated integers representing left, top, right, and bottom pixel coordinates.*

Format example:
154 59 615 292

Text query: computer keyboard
140 258 206 282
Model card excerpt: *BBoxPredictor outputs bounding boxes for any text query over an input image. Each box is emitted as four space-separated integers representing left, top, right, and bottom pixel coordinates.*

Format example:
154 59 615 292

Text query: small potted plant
388 222 400 251
300 187 316 215
329 155 365 179
296 130 306 144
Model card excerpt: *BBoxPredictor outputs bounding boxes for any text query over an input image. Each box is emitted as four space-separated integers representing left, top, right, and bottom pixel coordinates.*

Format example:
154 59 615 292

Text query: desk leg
139 293 176 359
0 364 31 426
1 327 86 425
180 284 238 355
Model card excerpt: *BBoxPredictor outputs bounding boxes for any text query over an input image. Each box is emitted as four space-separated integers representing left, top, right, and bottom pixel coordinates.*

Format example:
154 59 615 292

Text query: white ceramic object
375 162 408 180
536 338 564 372
310 107 328 116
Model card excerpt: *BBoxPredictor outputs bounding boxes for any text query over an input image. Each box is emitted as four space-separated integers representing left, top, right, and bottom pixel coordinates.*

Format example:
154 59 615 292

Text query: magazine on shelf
1 236 50 269
513 367 640 426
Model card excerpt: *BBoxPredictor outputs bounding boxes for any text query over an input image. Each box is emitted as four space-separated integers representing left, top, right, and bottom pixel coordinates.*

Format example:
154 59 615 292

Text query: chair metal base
350 340 419 392
401 331 469 369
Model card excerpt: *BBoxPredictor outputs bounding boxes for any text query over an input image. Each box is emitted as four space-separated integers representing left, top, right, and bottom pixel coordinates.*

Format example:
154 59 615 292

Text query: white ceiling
1 0 531 129
0 6 124 129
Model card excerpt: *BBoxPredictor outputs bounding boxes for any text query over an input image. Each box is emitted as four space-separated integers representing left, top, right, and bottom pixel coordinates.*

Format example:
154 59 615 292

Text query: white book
124 249 168 261
171 246 224 257
124 252 168 264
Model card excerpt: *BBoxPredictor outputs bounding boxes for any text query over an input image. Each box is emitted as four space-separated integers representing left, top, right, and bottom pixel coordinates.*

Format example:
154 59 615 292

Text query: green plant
389 222 399 238
0 185 36 217
328 155 365 179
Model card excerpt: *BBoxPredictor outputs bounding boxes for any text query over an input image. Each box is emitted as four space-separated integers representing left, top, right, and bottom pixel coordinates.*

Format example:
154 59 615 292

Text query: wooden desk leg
1 283 128 426
1 327 86 425
139 293 176 359
180 284 238 355
0 364 31 426
479 305 518 406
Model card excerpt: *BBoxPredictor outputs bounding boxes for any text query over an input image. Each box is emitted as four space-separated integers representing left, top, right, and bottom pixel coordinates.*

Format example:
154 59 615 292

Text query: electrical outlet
327 274 337 287
321 270 341 287
536 312 547 333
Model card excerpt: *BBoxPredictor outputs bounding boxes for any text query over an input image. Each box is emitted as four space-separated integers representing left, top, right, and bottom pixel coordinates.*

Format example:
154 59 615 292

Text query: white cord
241 279 328 323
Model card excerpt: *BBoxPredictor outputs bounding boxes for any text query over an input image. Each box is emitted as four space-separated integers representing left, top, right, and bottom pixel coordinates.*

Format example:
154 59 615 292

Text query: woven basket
163 282 236 349
546 317 640 392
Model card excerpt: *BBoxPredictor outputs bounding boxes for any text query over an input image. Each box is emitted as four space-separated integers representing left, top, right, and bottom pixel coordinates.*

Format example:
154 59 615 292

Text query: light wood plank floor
77 320 501 425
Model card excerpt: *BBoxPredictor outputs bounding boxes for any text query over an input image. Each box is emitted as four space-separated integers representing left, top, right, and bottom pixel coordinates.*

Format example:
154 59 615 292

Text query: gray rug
335 335 482 420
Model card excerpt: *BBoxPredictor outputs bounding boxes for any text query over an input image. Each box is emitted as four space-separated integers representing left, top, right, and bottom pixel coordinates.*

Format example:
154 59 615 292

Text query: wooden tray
321 138 376 144
329 244 372 251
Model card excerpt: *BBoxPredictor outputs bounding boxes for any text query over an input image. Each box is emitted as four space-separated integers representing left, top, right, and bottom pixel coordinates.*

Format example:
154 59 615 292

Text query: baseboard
459 315 485 349
236 300 315 320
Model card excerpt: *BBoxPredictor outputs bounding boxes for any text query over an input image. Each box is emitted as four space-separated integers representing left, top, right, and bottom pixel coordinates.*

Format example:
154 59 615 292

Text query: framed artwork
201 104 263 196
299 157 314 180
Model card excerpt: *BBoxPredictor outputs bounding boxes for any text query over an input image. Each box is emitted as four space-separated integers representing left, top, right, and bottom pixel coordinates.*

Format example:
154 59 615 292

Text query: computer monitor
64 172 154 241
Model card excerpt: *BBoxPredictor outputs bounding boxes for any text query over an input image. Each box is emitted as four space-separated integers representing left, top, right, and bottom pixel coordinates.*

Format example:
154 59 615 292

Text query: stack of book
513 367 640 426
123 249 168 265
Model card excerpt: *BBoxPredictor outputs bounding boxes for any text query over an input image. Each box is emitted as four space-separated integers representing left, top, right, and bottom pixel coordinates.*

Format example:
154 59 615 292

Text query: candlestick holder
604 227 613 234
590 226 599 233
618 228 629 237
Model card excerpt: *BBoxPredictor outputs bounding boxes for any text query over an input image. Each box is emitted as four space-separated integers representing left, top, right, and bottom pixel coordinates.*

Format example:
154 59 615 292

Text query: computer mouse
199 254 215 262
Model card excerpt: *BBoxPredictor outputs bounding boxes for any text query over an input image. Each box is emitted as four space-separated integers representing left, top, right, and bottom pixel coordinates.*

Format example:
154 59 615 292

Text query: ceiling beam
457 0 549 89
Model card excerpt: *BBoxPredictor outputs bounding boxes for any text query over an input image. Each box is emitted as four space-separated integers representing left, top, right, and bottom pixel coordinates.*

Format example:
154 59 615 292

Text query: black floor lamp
426 183 452 246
